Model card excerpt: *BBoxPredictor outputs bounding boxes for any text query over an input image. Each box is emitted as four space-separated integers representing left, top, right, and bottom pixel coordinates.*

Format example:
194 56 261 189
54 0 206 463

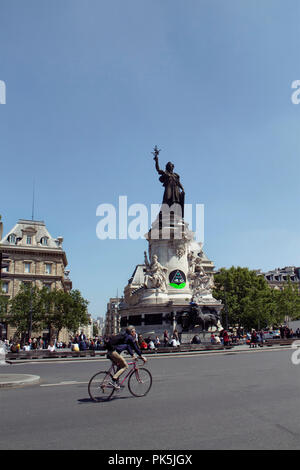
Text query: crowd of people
3 324 299 354
3 329 183 354
218 326 300 348
68 332 106 351
279 325 300 339
3 333 107 353
3 336 53 353
135 329 181 351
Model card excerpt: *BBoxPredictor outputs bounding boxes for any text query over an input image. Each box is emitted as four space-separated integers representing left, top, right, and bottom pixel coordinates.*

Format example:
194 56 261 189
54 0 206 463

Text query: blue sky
1 0 300 318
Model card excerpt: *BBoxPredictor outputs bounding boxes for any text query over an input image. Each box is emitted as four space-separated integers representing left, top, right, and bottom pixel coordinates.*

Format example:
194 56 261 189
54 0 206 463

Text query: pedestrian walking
163 330 169 347
258 329 264 347
250 330 258 348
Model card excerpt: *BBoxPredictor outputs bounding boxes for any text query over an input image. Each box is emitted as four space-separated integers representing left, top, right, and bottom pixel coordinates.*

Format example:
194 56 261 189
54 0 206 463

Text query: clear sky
1 0 300 318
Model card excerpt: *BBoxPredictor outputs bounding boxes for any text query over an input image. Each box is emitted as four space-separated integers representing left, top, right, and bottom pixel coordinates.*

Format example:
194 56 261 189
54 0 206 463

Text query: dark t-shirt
111 333 142 357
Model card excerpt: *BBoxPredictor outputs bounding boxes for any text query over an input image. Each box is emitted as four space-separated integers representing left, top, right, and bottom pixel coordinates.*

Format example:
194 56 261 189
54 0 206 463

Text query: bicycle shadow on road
78 395 136 404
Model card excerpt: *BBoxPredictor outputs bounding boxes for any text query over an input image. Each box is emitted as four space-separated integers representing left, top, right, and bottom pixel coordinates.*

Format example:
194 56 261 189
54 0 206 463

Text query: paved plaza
0 346 299 450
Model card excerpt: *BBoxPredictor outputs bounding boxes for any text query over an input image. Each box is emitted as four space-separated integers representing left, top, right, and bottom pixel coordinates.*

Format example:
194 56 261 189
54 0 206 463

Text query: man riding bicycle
106 326 147 389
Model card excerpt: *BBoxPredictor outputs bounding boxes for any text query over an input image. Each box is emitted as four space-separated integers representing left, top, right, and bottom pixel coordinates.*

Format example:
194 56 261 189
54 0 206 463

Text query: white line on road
38 347 291 387
40 381 88 387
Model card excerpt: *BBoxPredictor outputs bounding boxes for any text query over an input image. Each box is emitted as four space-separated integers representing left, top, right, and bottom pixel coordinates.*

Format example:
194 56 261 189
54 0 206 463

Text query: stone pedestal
181 329 218 345
120 213 223 342
145 213 193 299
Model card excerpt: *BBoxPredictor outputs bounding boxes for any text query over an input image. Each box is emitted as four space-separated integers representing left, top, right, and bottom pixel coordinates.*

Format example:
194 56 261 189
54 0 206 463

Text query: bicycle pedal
116 384 125 389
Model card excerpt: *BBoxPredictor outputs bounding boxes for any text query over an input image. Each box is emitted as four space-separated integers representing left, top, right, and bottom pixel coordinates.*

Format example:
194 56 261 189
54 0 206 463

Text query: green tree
7 285 89 342
41 288 69 342
41 288 89 341
9 284 45 340
239 284 275 331
0 288 9 338
276 279 300 323
65 289 89 334
213 266 274 330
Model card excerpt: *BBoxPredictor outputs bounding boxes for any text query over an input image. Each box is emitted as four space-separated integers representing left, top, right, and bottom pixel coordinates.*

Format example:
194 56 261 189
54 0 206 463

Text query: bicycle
88 357 152 402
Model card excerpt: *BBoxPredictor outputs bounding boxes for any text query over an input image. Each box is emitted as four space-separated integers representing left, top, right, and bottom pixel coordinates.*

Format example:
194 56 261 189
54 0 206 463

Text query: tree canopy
213 266 300 330
6 284 89 340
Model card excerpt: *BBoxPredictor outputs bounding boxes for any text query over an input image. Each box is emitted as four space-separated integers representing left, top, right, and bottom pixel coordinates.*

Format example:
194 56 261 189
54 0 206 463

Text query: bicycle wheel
128 367 152 397
88 371 115 402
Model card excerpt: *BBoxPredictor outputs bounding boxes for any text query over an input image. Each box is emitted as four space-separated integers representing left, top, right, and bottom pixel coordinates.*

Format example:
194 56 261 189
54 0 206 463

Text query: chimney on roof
56 236 63 247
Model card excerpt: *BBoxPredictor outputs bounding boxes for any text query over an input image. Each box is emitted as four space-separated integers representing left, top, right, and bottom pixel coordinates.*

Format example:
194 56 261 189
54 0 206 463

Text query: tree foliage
276 279 300 323
8 284 45 338
7 284 89 340
0 289 9 322
213 266 300 330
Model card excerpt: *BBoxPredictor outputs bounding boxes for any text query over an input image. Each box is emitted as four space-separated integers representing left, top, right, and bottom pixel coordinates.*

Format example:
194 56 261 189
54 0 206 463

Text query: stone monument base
119 193 223 343
181 329 218 345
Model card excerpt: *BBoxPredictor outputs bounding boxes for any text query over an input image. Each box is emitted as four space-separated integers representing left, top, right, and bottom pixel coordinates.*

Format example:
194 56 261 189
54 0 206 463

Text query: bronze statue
190 304 220 331
152 146 185 216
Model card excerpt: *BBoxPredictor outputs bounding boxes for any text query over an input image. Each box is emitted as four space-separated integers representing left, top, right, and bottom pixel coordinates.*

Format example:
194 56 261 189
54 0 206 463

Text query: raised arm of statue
154 154 164 175
152 147 164 175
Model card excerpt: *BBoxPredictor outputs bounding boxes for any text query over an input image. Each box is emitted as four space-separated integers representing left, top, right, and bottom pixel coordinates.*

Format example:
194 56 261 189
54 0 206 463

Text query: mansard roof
0 219 64 251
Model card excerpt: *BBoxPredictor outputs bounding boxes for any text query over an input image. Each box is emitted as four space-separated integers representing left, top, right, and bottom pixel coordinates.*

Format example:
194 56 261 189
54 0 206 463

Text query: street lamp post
27 285 33 343
29 294 33 341
224 290 229 330
0 252 10 341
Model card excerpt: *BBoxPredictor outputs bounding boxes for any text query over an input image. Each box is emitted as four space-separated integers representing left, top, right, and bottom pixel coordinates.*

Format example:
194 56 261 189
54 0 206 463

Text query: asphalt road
1 347 300 450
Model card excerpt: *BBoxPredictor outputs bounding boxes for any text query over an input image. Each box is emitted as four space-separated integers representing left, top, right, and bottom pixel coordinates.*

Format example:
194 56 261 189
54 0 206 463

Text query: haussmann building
0 218 72 341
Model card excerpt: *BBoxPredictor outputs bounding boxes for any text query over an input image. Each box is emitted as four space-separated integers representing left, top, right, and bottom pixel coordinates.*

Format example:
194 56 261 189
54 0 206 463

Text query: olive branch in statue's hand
151 145 161 160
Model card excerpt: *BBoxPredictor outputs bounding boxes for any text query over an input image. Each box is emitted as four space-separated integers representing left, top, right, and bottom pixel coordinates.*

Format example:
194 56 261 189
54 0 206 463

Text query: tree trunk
48 324 54 343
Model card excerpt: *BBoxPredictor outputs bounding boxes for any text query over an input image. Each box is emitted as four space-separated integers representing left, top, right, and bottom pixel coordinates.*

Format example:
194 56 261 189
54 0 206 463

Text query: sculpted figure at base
144 252 168 291
198 312 220 331
190 304 221 331
188 250 204 272
175 237 187 259
188 265 214 293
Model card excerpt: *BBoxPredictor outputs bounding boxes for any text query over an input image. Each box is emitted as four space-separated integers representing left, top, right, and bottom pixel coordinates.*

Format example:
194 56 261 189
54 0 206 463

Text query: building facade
0 218 72 340
77 314 93 339
257 266 300 291
257 266 300 325
105 298 121 335
94 316 105 337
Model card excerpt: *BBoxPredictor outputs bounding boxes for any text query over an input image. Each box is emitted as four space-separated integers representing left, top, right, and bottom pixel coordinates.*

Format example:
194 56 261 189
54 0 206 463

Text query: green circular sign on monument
169 270 186 289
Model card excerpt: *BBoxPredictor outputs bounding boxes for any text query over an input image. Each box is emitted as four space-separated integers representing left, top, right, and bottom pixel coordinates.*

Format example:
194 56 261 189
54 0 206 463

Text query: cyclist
107 326 147 389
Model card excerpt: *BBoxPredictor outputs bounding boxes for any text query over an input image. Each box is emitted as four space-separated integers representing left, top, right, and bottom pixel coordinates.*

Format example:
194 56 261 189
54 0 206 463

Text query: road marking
40 381 88 387
149 346 293 360
38 348 291 387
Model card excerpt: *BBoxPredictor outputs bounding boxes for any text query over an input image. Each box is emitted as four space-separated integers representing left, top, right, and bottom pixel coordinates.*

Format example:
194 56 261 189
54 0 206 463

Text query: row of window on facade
2 280 53 294
2 262 54 275
7 234 52 246
265 274 298 282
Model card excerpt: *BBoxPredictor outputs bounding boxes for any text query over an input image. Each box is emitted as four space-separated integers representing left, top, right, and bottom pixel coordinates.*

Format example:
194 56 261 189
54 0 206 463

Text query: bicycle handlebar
129 356 148 364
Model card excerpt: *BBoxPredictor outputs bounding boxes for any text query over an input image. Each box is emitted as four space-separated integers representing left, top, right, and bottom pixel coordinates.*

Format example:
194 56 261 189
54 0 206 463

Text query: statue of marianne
152 146 185 214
